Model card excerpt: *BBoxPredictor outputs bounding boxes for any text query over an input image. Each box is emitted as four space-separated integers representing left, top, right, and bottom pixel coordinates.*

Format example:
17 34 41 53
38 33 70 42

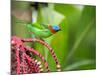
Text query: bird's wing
32 22 46 30
40 23 49 28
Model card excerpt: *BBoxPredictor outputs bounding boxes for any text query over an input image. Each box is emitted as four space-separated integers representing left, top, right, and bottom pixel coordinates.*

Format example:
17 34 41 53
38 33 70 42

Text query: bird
26 22 61 39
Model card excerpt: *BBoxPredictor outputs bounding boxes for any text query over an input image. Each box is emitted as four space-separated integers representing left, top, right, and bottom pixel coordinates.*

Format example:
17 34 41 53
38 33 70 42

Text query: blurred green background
11 1 96 72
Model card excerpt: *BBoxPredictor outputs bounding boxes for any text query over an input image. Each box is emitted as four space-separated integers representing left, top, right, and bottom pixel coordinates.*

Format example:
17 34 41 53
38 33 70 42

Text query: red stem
25 46 50 72
16 49 20 74
23 38 61 71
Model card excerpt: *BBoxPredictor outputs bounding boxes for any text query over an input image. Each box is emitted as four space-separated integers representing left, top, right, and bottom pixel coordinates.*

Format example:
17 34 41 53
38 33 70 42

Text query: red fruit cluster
11 36 61 75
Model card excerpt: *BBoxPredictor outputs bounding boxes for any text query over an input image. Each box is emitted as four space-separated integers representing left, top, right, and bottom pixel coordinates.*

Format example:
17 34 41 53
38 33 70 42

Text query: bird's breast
48 25 56 34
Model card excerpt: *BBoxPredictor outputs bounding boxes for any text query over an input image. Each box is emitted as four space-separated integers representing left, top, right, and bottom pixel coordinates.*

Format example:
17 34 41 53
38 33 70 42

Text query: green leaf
39 3 65 25
63 5 96 69
64 59 95 70
67 19 95 61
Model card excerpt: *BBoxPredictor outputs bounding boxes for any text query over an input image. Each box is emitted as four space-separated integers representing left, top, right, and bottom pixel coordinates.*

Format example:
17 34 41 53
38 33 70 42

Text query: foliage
12 1 96 72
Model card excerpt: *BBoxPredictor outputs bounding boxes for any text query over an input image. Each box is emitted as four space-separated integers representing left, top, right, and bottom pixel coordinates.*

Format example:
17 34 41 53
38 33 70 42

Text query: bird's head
48 25 61 34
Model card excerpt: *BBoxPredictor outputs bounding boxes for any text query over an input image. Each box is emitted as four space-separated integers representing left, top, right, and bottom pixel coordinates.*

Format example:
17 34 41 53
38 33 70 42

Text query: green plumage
27 23 53 38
